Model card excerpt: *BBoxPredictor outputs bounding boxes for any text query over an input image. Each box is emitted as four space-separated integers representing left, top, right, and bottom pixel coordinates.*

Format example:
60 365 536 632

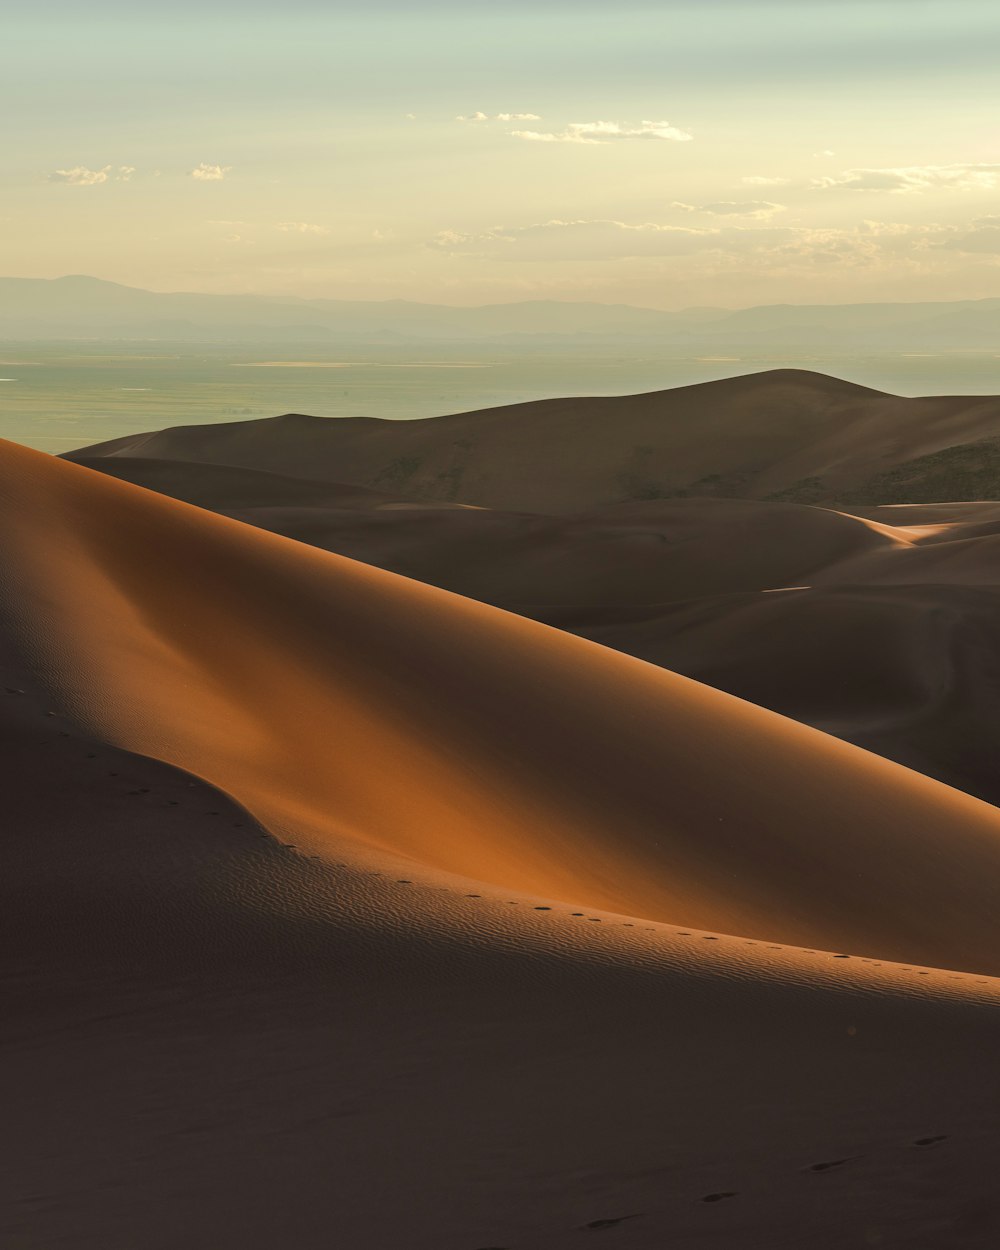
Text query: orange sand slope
5 438 1000 975
7 439 1000 1249
72 450 1000 807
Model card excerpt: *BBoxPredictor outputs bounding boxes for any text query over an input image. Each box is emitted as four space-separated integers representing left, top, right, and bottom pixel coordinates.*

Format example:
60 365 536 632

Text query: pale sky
4 0 1000 308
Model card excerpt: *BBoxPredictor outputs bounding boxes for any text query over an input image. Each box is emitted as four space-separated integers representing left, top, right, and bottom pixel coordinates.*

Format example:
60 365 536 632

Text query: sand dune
548 521 1000 806
7 438 1000 1246
6 437 1000 973
4 639 1000 1250
61 445 1000 805
68 453 473 513
68 367 1000 511
67 464 899 603
579 584 998 789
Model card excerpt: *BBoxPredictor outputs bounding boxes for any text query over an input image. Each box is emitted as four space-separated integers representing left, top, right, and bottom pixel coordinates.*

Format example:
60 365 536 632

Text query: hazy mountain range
4 274 1000 349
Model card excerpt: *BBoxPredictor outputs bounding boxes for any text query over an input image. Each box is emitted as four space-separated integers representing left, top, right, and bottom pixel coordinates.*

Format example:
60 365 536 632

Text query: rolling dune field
6 374 1000 1246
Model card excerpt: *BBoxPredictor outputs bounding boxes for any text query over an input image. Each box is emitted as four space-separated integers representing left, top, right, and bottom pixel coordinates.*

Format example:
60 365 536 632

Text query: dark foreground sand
3 441 1000 1248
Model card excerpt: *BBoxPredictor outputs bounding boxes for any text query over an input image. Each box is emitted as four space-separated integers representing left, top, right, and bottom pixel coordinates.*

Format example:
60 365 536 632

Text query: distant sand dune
68 367 1000 511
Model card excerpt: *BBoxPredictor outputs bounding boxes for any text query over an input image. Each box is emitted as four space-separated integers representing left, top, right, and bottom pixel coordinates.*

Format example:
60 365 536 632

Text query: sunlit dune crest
6 438 1000 976
830 511 916 545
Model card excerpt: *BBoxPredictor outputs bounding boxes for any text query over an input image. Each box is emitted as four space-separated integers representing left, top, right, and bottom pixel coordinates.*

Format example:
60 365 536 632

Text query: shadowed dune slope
66 368 1000 511
68 454 474 513
68 462 902 604
6 441 1000 973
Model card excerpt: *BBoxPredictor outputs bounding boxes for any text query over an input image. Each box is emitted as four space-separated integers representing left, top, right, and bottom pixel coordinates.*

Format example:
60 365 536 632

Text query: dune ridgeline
7 371 1000 1248
69 370 1000 807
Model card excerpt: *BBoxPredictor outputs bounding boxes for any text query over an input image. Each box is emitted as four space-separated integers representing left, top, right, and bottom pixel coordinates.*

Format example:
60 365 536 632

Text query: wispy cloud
699 200 786 219
511 119 692 144
427 215 988 270
671 200 784 219
429 218 720 260
275 221 329 235
813 164 1000 193
47 164 134 185
209 219 329 239
190 163 231 181
48 165 111 185
934 215 1000 254
457 111 541 122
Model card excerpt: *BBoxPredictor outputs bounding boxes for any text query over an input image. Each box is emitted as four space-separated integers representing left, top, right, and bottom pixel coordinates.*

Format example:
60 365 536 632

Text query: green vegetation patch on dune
766 441 1000 506
839 440 1000 504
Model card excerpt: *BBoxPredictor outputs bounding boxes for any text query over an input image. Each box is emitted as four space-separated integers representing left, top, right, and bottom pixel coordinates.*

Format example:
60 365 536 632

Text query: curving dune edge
8 434 1000 1248
3 438 1000 975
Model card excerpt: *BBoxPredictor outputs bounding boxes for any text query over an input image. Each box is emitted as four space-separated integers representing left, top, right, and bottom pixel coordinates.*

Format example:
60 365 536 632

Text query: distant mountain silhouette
5 274 1000 347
